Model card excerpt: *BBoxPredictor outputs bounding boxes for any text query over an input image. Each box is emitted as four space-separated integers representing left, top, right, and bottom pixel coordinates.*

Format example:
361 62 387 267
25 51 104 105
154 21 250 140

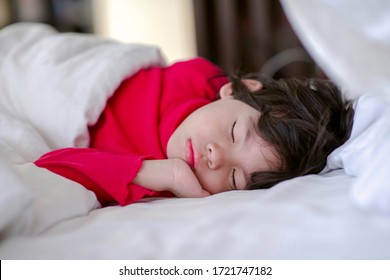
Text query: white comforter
0 21 390 259
0 23 164 237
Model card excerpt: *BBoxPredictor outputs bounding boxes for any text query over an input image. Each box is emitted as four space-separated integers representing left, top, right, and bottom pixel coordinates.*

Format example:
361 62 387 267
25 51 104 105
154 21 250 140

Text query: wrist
133 159 175 192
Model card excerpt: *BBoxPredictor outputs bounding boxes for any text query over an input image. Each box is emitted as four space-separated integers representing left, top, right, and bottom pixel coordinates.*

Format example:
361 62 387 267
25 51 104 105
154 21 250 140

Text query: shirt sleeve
34 148 171 206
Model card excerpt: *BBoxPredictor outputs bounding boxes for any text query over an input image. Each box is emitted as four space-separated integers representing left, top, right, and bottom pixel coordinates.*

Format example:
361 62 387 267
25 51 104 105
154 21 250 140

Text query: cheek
195 169 227 194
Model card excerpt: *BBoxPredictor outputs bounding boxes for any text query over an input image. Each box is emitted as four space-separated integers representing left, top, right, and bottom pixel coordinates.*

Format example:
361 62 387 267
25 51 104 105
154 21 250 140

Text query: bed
1 0 390 259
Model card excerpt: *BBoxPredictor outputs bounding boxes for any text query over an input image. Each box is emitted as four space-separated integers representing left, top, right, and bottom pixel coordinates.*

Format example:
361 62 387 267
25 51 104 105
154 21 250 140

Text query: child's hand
134 159 210 198
169 158 210 198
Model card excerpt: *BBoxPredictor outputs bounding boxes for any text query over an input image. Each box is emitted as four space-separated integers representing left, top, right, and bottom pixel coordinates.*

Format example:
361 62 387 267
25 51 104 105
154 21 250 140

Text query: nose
206 142 225 169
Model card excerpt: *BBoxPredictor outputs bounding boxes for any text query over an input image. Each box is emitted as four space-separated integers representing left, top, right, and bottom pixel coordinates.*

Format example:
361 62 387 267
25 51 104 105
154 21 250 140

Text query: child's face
167 80 279 195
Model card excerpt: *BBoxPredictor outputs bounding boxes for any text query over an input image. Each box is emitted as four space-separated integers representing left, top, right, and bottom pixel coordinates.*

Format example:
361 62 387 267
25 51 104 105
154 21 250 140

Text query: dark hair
230 75 355 189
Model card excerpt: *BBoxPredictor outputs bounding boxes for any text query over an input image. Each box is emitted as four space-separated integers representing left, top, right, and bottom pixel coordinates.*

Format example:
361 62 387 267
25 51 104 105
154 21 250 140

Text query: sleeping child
35 57 354 206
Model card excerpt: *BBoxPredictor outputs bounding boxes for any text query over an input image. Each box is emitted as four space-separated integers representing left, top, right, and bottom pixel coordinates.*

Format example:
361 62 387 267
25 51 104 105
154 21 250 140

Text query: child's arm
134 159 210 198
35 148 208 206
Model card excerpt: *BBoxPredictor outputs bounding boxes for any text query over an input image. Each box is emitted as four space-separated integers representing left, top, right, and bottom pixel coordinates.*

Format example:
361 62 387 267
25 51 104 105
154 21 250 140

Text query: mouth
185 139 195 170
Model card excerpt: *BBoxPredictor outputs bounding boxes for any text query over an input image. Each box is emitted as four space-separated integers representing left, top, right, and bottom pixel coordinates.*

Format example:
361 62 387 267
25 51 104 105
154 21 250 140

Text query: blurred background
0 0 324 78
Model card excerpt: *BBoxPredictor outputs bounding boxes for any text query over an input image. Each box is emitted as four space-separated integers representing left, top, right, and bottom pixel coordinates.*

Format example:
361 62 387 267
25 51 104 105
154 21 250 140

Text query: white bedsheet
0 21 390 259
1 169 390 259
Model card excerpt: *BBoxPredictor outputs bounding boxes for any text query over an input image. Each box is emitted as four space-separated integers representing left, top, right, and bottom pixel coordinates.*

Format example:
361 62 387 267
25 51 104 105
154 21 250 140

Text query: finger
200 190 210 197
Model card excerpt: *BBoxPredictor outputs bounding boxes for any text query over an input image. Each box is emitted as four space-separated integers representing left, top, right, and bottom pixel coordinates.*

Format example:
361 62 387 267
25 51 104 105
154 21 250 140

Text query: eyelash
231 168 237 190
231 121 237 143
231 121 237 190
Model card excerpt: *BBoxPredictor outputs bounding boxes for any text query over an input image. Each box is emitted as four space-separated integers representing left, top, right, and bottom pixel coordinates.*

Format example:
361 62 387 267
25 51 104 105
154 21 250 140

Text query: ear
219 79 263 100
242 79 263 92
219 82 234 99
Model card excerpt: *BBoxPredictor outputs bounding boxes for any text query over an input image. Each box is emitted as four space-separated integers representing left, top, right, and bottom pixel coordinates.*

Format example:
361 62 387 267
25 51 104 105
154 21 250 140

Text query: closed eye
231 120 237 143
230 121 237 190
231 168 237 190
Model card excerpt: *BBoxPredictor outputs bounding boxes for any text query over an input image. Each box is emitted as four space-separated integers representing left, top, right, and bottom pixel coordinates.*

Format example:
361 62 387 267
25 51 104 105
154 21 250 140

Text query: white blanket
0 22 389 259
0 23 164 237
0 22 165 152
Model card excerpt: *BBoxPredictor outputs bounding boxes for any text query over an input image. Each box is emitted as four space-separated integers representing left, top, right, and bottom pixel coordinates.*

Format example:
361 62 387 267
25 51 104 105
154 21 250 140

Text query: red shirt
35 58 228 206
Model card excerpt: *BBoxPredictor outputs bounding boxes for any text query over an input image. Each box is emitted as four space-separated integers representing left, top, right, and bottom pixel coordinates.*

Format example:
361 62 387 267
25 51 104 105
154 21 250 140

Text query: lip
185 139 195 169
